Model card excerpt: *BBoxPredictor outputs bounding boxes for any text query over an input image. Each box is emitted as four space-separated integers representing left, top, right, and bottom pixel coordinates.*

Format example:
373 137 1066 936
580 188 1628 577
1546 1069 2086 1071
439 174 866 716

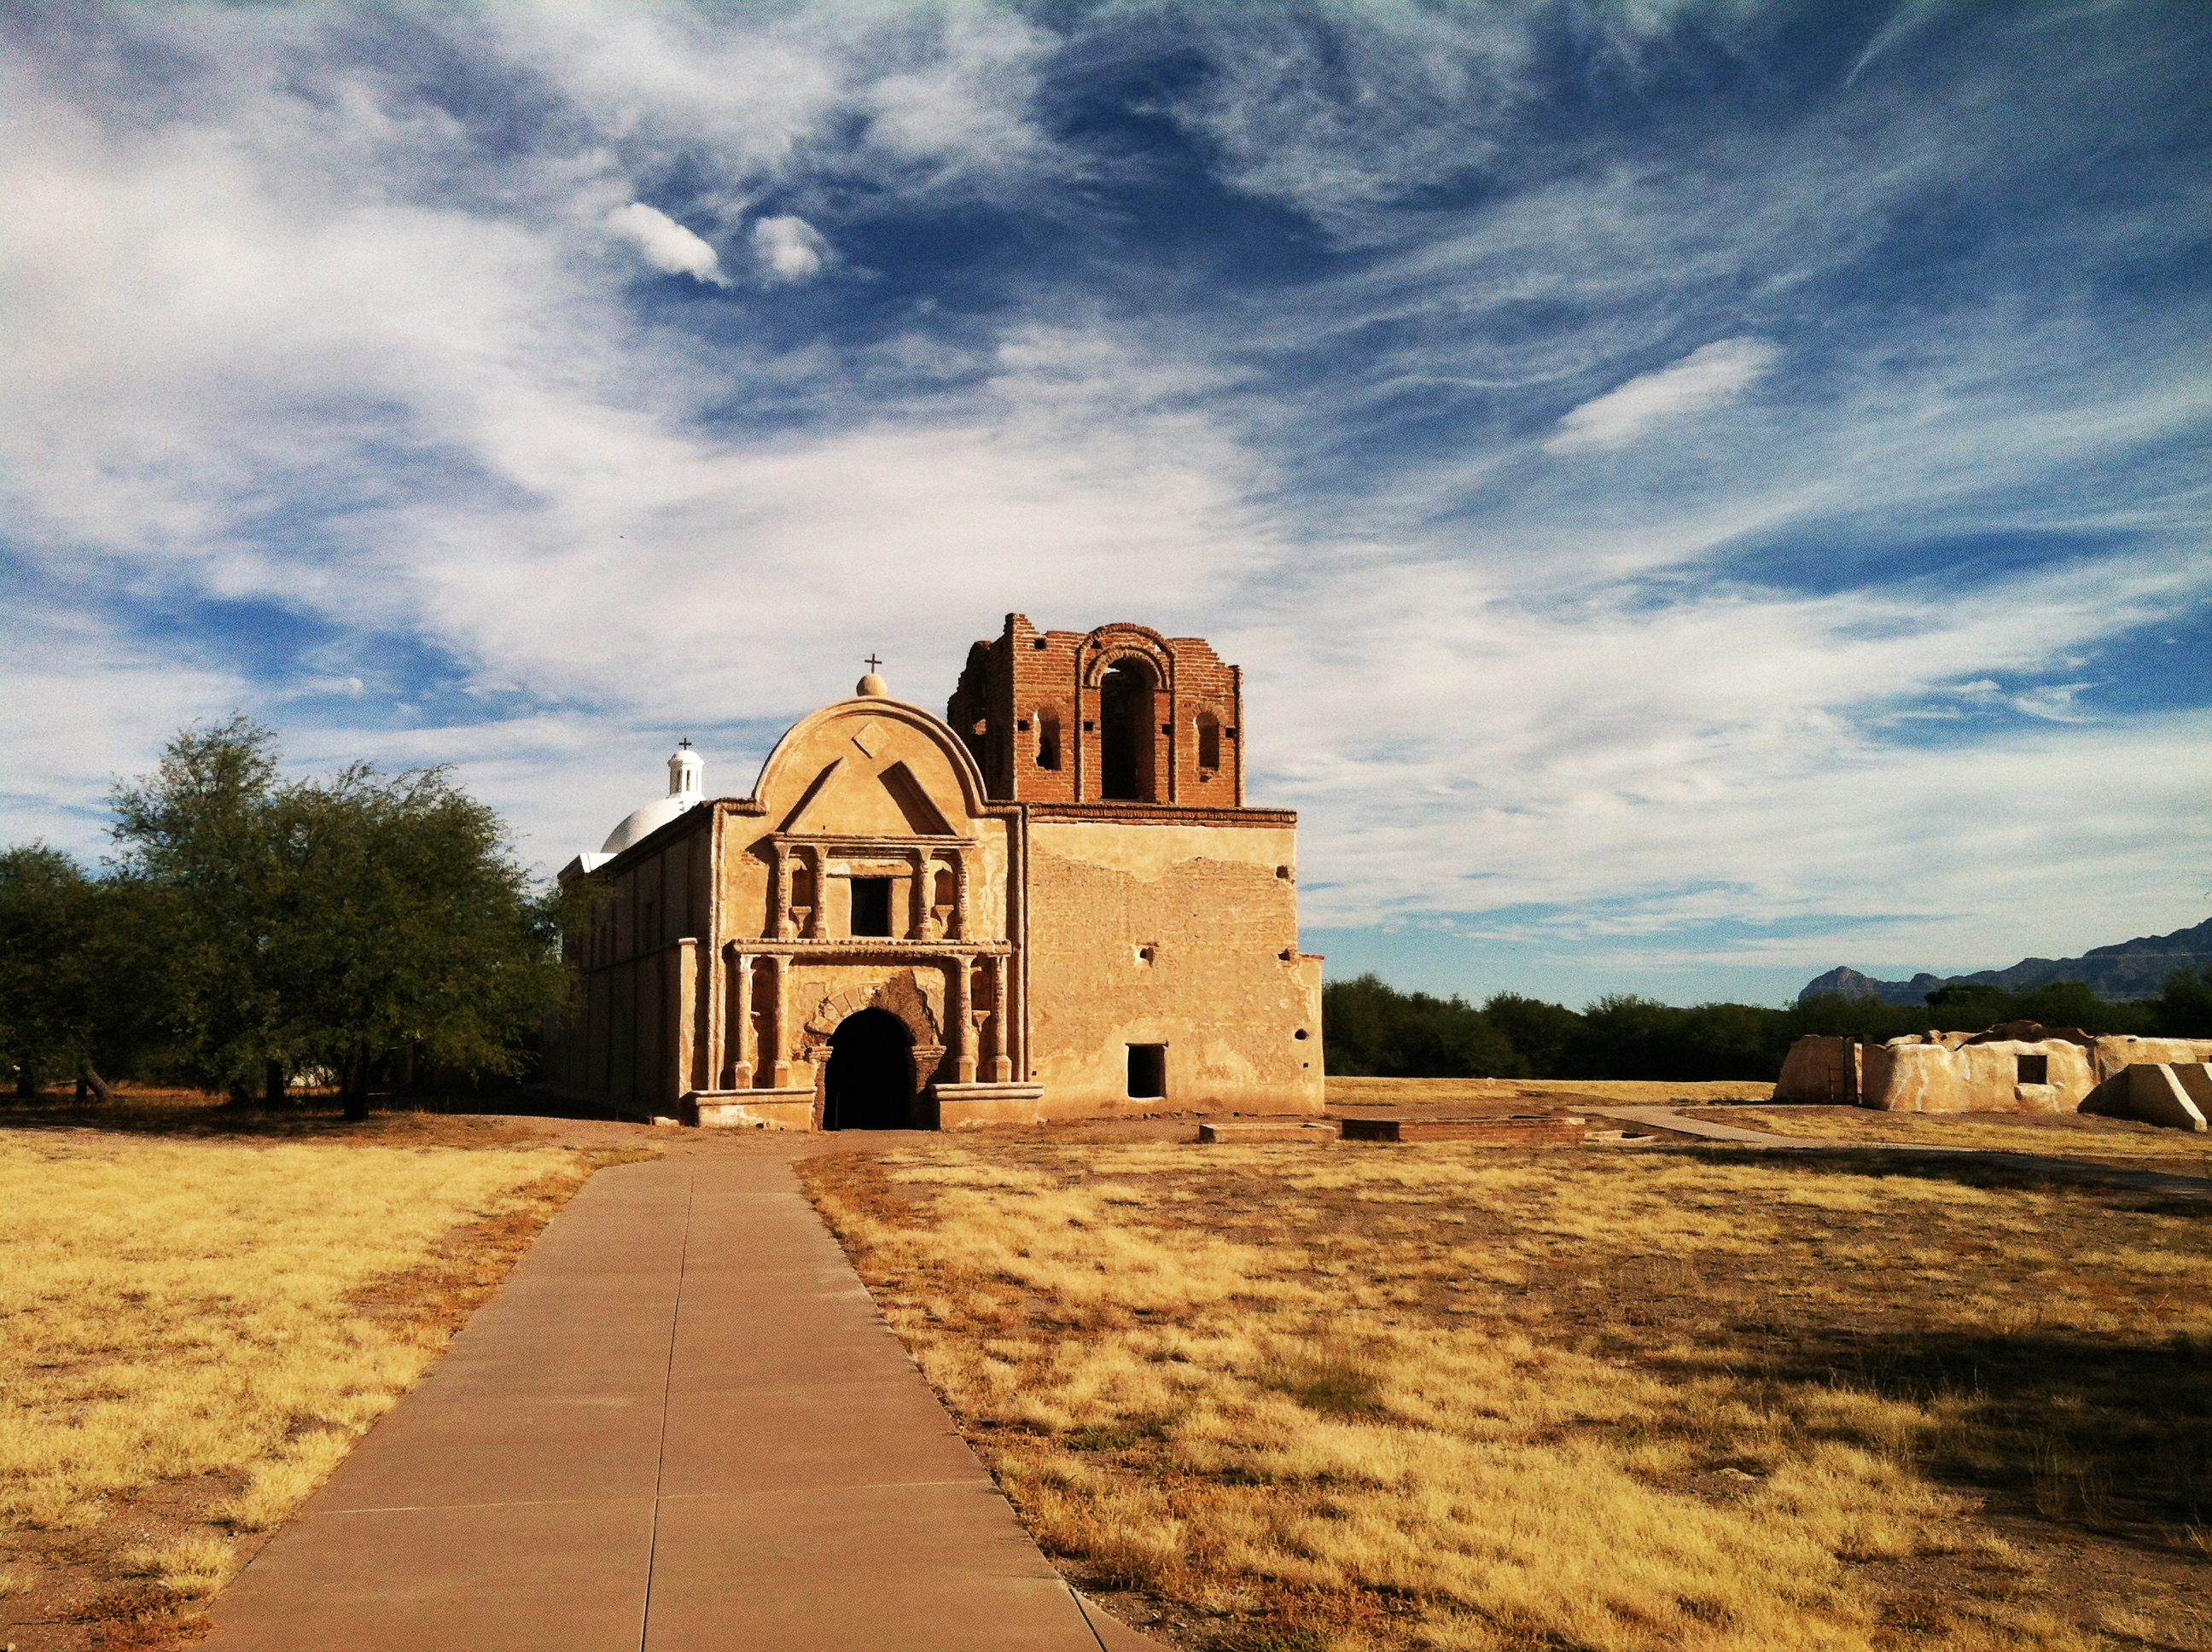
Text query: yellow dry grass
0 1132 581 1603
806 1140 2212 1652
1708 1107 2212 1161
1328 1077 1774 1108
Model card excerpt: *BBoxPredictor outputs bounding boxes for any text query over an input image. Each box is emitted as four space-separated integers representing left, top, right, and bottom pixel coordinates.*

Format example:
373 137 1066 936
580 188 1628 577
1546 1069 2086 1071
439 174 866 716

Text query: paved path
1583 1105 2212 1201
204 1154 1153 1652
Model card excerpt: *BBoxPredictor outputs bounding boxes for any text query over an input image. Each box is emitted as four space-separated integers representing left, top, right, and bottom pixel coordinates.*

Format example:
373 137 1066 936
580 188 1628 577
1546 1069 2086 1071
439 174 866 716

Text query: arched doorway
1099 660 1155 801
824 1008 916 1130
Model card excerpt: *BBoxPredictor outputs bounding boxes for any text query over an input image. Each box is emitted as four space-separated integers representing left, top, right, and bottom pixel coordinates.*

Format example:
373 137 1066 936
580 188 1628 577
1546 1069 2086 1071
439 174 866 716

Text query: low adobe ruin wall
1778 1027 2212 1124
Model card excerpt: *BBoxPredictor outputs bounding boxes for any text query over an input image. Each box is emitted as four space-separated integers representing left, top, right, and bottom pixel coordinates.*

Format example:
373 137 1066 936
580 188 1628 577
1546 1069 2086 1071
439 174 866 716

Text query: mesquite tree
111 718 575 1117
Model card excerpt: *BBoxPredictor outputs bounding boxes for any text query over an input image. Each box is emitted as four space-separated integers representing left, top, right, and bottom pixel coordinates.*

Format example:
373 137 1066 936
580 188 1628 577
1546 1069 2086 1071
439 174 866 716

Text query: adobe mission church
550 616 1325 1130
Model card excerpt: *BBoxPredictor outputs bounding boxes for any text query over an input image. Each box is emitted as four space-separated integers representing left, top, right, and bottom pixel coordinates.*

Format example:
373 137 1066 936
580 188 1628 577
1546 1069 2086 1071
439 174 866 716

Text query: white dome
601 794 695 856
597 742 707 857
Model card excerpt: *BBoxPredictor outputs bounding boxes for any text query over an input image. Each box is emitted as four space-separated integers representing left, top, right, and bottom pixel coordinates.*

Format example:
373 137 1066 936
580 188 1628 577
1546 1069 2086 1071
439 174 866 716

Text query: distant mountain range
1798 917 2212 1006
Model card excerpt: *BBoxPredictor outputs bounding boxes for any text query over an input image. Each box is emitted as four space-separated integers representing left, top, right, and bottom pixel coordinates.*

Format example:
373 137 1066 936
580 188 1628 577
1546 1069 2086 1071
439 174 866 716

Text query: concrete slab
206 1496 655 1652
204 1155 1152 1651
642 1481 1082 1652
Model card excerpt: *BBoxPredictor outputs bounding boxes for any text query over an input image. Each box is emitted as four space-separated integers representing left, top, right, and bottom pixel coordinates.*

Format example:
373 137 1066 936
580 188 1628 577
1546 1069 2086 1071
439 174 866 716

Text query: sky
4 0 2209 1009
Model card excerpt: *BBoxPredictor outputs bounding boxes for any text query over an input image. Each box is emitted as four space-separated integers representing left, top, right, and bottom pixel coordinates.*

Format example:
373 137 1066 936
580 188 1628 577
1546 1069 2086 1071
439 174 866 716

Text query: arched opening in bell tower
1100 660 1156 801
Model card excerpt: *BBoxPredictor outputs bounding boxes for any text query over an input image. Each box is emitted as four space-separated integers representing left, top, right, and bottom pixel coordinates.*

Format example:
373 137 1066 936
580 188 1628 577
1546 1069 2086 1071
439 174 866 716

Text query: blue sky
4 0 2208 1007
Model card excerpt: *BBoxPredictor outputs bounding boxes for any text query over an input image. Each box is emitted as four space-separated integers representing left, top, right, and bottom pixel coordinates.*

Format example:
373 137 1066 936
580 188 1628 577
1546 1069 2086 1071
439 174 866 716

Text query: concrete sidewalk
204 1154 1152 1651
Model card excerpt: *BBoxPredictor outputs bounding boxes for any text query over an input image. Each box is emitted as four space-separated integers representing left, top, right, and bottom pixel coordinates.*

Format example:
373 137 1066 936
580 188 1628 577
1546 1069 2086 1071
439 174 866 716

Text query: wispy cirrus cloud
3 0 2207 1004
1545 338 1778 452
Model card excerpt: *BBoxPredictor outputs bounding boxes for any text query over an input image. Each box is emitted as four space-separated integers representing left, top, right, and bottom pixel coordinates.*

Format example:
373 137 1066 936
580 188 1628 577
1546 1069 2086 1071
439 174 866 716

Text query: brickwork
948 614 1246 808
1339 1117 1586 1144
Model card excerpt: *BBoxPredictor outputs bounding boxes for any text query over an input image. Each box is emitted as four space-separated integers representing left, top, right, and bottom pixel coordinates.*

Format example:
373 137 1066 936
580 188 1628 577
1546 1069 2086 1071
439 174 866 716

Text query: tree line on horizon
1321 970 2212 1082
0 718 583 1118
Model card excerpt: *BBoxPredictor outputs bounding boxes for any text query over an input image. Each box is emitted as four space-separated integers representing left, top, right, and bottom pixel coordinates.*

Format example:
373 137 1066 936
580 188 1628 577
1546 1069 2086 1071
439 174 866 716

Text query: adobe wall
548 814 712 1113
1023 816 1324 1118
1778 1029 2212 1117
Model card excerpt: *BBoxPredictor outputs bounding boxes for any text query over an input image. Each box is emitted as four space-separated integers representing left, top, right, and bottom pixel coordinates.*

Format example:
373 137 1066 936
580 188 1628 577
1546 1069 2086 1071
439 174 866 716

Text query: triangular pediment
782 758 959 837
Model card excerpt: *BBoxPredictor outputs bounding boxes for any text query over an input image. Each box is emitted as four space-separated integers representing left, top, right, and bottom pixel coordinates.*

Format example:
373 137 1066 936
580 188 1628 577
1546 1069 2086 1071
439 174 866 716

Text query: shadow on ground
0 1085 629 1142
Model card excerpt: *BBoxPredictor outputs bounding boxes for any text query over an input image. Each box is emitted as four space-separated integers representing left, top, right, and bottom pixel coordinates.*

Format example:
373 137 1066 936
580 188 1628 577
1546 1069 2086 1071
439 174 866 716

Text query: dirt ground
10 1084 2210 1650
1691 1103 2212 1174
805 1133 2212 1652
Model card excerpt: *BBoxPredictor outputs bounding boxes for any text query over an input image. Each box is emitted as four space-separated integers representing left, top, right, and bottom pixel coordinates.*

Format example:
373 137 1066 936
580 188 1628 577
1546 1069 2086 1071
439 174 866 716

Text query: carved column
908 847 929 939
952 849 970 940
772 846 794 940
988 952 1011 1082
804 846 826 939
949 956 975 1085
725 949 754 1089
766 953 791 1087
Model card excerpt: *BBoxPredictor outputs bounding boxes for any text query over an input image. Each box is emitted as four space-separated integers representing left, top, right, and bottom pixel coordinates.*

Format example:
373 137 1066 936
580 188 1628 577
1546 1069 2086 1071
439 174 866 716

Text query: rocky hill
1798 916 2212 1005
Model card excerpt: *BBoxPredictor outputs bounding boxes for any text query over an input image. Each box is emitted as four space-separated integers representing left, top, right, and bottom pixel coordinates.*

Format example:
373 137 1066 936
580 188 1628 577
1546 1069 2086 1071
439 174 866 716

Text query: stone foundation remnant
1778 1021 2212 1129
548 616 1325 1131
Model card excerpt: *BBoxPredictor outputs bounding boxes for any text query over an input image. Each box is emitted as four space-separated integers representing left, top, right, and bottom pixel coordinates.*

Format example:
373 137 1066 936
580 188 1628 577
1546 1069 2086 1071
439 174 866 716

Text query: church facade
549 616 1325 1129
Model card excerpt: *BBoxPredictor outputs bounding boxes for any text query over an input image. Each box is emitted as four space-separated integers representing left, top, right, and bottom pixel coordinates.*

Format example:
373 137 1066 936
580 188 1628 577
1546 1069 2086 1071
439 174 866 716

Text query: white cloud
749 213 830 283
3 3 2205 1002
1545 337 1778 453
606 201 729 286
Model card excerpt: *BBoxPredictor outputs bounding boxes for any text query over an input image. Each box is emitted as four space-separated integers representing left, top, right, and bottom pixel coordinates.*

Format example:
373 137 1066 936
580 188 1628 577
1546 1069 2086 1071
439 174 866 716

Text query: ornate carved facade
550 617 1324 1130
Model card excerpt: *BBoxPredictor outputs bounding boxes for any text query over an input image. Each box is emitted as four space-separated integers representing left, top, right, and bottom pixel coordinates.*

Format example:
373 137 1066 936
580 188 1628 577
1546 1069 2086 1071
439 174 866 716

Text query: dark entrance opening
824 1009 915 1130
850 876 892 937
1100 661 1155 801
2016 1052 2048 1085
1127 1043 1166 1100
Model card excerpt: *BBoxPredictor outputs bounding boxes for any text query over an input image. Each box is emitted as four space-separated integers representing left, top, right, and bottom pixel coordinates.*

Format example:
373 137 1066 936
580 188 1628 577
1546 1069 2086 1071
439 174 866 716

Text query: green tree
1481 992 1584 1078
112 718 575 1119
0 846 101 1094
0 846 171 1096
1321 974 1523 1078
2150 967 2212 1038
108 716 288 1095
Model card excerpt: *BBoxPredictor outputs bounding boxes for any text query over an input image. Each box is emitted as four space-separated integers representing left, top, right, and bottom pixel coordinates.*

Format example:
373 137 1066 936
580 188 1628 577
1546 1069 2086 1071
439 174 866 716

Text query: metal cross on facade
864 654 883 672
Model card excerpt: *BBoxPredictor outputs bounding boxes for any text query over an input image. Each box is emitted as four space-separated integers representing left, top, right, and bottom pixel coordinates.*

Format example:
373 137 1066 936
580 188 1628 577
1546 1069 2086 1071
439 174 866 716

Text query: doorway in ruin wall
824 1008 916 1130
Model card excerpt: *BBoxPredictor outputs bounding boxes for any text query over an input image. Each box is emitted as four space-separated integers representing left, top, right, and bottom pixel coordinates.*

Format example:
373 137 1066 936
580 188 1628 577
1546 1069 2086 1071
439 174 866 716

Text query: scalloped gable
754 700 985 835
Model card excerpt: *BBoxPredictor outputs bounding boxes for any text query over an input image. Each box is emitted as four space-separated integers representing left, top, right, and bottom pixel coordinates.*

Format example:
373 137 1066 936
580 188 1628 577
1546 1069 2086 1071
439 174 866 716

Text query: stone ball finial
857 665 888 696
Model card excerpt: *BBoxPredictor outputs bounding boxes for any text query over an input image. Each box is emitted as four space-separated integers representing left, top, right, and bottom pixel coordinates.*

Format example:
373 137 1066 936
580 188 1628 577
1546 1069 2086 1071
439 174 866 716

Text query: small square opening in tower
1127 1044 1166 1099
2016 1052 2048 1085
850 877 893 937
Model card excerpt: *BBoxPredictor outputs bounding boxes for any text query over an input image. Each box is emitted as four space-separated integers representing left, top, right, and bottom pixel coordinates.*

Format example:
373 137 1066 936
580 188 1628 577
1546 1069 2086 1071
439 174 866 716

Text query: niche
2016 1052 2049 1085
1196 712 1221 773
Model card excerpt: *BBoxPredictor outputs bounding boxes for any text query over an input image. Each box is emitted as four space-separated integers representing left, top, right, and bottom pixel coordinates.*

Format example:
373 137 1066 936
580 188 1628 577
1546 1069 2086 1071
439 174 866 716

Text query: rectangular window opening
1127 1043 1167 1100
850 877 894 937
2016 1052 2048 1085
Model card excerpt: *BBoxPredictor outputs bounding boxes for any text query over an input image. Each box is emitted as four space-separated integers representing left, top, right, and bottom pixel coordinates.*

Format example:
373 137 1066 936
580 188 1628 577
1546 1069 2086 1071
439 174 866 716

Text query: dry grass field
0 1098 626 1649
1691 1106 2212 1166
1327 1078 1775 1109
805 1136 2212 1652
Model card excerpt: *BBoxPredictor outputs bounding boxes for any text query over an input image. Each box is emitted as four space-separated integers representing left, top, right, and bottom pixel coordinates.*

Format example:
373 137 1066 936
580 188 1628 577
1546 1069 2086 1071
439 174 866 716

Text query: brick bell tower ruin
550 616 1324 1130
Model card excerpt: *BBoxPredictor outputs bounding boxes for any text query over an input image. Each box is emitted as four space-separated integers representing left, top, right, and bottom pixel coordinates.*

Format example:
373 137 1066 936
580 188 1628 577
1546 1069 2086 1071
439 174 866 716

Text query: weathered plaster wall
1782 1032 2096 1112
550 813 711 1111
1024 818 1322 1117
